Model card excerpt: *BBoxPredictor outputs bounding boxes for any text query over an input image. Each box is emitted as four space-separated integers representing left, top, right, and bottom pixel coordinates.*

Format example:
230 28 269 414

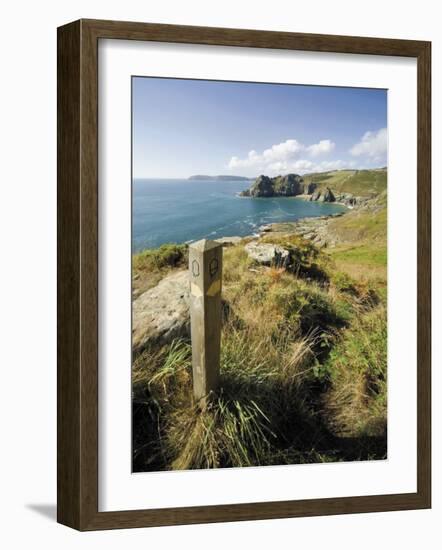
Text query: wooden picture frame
57 18 431 530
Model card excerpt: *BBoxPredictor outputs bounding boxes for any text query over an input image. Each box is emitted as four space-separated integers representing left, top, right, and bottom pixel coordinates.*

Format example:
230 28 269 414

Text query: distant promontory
188 175 253 181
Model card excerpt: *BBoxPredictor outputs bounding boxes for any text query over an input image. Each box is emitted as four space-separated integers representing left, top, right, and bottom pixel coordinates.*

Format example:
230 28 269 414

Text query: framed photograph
57 19 431 530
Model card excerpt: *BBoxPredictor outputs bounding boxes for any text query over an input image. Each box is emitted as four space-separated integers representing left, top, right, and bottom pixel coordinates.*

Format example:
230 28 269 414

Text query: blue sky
132 77 387 179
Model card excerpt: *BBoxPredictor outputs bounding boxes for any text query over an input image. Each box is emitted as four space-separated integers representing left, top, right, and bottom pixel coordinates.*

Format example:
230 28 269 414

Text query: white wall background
0 1 439 547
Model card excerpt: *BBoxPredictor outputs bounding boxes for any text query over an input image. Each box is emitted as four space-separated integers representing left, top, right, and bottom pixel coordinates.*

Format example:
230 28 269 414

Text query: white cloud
228 138 337 175
307 139 335 157
350 128 388 161
262 139 305 162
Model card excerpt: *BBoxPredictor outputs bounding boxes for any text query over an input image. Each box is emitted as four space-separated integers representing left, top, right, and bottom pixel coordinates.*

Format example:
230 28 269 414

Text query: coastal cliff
240 173 338 202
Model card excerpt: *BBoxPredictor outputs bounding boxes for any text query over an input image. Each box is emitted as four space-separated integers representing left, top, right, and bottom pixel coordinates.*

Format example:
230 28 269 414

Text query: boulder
245 241 290 267
259 224 272 233
132 270 190 353
215 236 243 246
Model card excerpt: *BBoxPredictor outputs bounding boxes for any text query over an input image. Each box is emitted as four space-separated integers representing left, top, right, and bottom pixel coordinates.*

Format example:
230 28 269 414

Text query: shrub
260 234 330 281
133 243 187 272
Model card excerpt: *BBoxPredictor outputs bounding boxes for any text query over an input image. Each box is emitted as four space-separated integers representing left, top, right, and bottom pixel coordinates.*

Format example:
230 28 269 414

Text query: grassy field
302 168 387 197
132 203 388 471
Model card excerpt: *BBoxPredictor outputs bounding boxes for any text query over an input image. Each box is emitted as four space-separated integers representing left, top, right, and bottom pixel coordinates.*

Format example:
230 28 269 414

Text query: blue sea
133 179 346 251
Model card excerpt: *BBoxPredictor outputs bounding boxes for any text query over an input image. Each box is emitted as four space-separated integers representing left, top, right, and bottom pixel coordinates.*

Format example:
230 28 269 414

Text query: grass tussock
260 233 330 281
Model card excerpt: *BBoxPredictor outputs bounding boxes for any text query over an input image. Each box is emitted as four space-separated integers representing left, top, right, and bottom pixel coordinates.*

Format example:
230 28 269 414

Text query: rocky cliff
239 174 334 201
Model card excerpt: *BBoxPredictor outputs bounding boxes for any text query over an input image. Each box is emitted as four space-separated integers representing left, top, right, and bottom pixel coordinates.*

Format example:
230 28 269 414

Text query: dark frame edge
57 20 82 530
84 492 429 531
57 19 431 531
416 40 431 510
57 18 100 531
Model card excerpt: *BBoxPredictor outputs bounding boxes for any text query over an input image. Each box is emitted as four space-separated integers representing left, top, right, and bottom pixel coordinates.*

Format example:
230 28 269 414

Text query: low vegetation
302 168 387 197
132 203 388 471
133 243 188 296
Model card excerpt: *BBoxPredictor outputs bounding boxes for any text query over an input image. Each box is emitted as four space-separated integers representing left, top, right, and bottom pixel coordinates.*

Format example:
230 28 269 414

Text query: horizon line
133 166 388 180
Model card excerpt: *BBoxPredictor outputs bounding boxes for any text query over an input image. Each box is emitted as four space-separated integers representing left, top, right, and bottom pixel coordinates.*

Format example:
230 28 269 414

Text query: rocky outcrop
215 236 243 246
333 193 371 208
259 224 272 233
240 175 274 197
240 174 304 197
309 187 335 203
132 270 190 353
245 241 291 267
320 187 336 202
240 174 339 202
272 174 304 196
304 182 318 195
287 216 339 247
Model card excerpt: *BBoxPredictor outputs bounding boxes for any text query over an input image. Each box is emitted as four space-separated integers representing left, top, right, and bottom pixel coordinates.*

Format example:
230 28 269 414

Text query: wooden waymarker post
189 239 223 402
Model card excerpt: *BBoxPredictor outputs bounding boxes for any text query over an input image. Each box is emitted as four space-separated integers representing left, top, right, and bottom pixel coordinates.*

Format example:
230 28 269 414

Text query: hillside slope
302 168 387 197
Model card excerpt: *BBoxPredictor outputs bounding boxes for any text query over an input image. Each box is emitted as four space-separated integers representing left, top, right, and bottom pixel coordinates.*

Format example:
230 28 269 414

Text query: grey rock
132 270 190 353
245 175 274 197
319 187 336 202
259 224 273 233
310 190 321 201
245 241 290 267
273 174 304 196
215 236 243 246
240 173 304 198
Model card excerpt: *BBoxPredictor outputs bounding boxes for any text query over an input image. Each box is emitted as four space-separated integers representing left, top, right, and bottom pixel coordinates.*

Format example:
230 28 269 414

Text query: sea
132 178 346 251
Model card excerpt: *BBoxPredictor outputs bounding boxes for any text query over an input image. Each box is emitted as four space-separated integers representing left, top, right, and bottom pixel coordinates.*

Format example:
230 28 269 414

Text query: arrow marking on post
190 282 204 297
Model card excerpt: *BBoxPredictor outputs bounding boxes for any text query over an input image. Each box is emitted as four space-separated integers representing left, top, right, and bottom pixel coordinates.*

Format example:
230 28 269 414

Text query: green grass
327 207 387 243
304 168 387 196
133 243 188 272
331 244 387 267
302 168 387 197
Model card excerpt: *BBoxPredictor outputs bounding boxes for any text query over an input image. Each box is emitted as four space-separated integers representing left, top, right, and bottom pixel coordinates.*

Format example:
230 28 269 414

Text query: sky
132 77 387 179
